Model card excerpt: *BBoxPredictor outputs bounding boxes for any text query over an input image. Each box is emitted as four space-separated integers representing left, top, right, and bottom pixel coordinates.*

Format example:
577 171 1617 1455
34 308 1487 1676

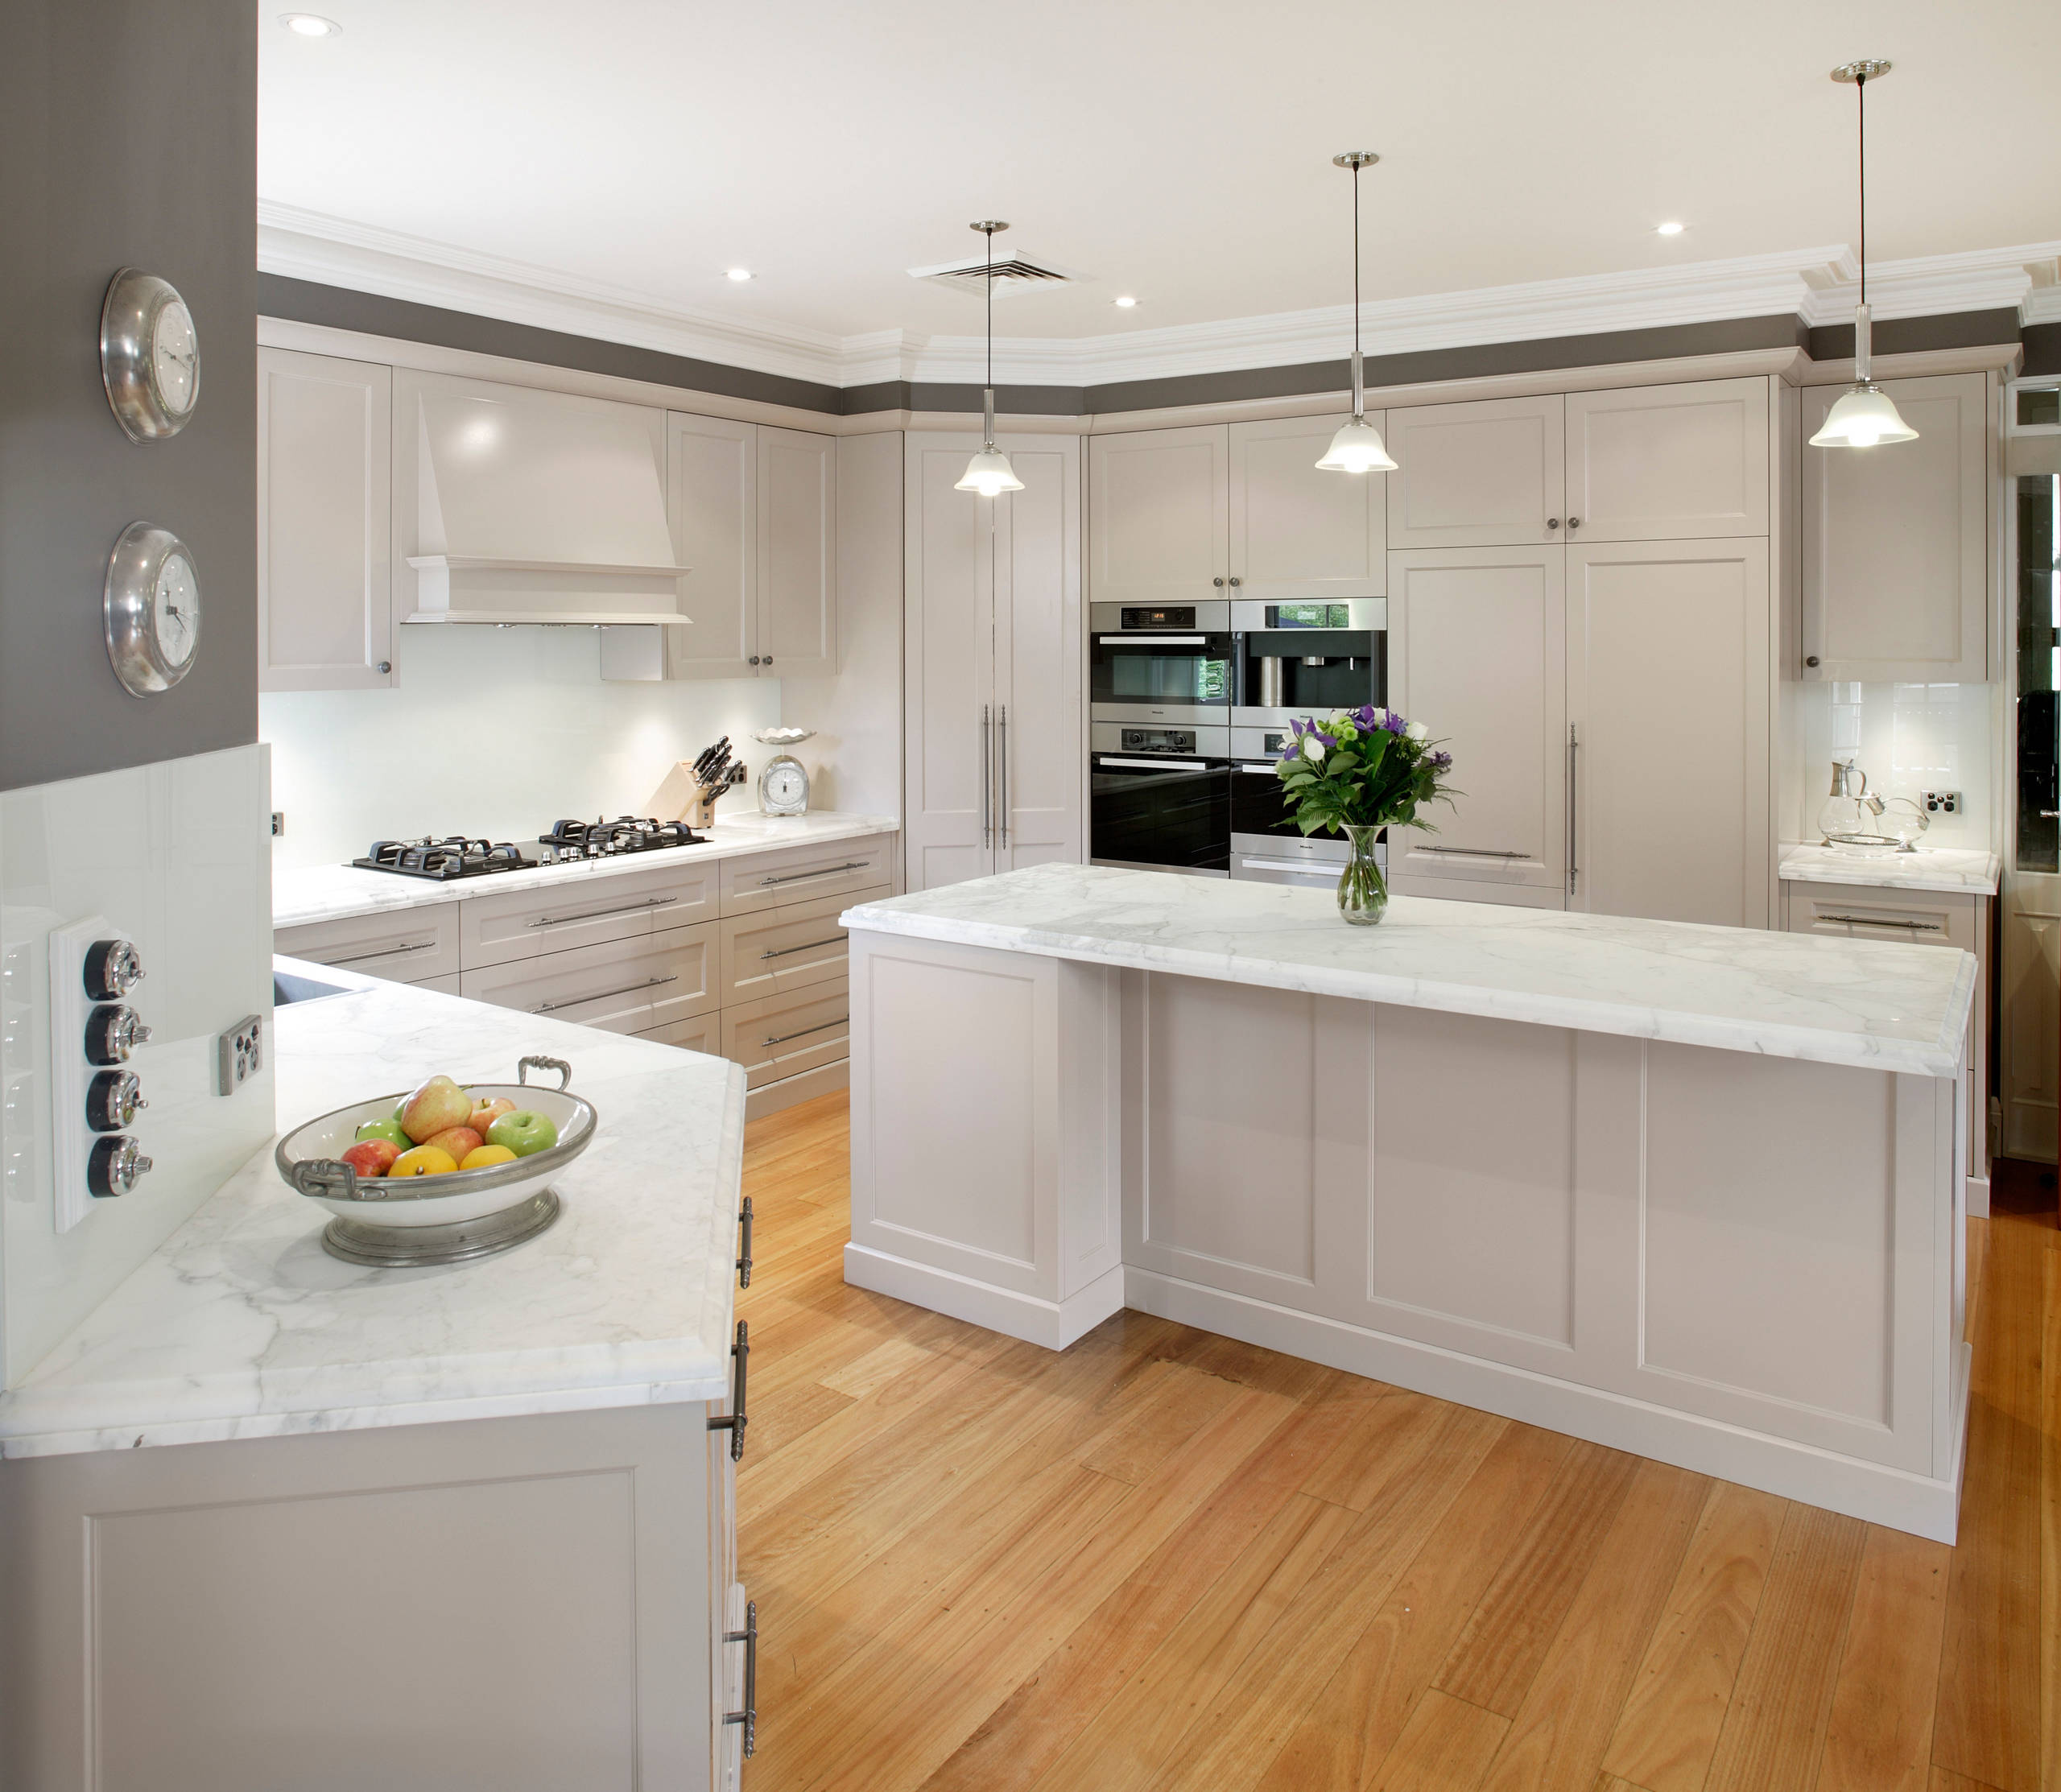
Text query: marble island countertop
1778 843 2001 896
273 811 899 928
0 959 745 1459
845 863 1977 1079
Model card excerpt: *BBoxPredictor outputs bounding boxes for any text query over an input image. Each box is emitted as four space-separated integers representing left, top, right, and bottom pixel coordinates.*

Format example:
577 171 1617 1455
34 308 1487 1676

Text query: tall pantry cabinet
1383 376 1777 927
902 433 1084 893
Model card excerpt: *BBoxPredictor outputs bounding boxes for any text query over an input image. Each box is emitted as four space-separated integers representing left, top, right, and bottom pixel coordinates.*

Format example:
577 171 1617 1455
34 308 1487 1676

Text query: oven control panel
1118 727 1199 755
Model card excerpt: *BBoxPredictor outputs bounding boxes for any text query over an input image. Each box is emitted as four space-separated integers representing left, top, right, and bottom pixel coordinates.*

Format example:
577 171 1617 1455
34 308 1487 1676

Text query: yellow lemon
459 1144 518 1171
390 1145 458 1178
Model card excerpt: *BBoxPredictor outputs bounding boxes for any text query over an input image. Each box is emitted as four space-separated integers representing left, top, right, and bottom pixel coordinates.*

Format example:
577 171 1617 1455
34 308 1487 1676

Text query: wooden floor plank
1700 1502 1866 1792
1933 1209 2047 1792
1476 1460 1710 1792
1815 1526 1952 1792
1600 1481 1786 1792
1433 1439 1642 1716
1364 1689 1510 1792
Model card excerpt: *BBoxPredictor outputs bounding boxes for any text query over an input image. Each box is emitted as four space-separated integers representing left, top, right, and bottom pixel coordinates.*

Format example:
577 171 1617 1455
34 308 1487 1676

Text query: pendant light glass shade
1817 63 1917 449
959 221 1024 495
1317 153 1395 475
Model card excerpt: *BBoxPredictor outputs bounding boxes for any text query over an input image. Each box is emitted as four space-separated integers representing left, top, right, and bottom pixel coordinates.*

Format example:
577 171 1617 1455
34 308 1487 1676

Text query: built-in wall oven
1229 724 1385 890
1233 599 1386 733
1090 725 1231 877
1089 601 1235 729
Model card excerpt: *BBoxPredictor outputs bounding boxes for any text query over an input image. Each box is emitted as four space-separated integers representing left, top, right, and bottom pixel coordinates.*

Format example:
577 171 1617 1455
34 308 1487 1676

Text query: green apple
355 1117 409 1149
486 1109 558 1158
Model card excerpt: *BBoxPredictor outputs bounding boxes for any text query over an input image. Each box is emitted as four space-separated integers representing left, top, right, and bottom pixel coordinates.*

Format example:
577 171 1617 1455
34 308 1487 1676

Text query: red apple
341 1138 399 1179
468 1096 516 1137
399 1074 473 1144
422 1125 485 1164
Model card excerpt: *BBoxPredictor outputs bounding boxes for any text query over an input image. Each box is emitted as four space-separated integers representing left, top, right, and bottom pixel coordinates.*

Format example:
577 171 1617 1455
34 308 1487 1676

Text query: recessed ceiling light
725 268 754 283
280 13 341 35
1113 295 1138 308
1656 220 1687 236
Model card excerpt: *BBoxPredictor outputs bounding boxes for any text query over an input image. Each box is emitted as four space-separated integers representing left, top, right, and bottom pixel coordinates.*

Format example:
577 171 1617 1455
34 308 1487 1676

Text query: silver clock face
153 550 200 672
760 756 810 815
151 300 198 417
105 522 201 696
100 269 200 441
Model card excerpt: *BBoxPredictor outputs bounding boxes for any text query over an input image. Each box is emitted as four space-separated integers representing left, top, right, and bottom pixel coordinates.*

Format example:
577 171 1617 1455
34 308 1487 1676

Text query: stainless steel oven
1089 722 1230 877
1233 598 1386 733
1089 601 1234 729
1227 725 1382 889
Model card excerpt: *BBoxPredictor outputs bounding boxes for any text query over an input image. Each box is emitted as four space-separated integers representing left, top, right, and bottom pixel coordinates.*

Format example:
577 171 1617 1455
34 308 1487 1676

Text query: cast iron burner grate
535 816 708 864
351 837 534 881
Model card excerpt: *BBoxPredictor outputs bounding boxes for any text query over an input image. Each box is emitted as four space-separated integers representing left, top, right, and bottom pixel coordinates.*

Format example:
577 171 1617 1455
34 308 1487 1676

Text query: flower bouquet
1276 706 1456 924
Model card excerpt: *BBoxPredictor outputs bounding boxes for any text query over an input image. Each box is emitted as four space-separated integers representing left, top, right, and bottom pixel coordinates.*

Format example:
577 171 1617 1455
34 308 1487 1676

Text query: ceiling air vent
909 251 1089 299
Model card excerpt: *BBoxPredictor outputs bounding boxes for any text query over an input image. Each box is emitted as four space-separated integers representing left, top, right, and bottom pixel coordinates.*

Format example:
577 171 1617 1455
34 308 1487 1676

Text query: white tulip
1407 721 1429 740
1300 735 1326 762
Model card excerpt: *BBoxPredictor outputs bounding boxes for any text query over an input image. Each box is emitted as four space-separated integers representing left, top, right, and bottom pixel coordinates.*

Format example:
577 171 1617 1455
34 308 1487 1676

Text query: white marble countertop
273 811 899 928
0 959 746 1459
1778 843 2001 896
845 863 1977 1079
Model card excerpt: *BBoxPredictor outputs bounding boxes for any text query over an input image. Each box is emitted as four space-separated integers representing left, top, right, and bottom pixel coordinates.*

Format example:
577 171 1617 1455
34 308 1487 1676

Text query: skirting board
744 1058 848 1120
1125 1267 1973 1544
843 1245 1126 1352
1965 1173 1990 1220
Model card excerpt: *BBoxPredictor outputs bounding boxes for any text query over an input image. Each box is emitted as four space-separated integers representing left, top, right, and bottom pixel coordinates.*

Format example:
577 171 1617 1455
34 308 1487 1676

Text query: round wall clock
105 522 202 696
100 268 200 441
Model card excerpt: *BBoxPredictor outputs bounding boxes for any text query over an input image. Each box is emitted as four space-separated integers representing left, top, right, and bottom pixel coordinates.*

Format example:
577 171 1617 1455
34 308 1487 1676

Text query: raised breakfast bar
841 864 1978 1542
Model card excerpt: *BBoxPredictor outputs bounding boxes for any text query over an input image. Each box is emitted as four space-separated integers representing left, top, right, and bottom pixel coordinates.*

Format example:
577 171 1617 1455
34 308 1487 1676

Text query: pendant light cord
985 225 994 391
1856 69 1867 308
1351 160 1362 361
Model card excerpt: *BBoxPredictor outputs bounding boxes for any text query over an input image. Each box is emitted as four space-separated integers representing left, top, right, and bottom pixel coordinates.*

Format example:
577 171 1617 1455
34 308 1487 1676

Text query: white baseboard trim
1964 1173 1991 1220
744 1059 848 1120
842 1245 1126 1352
1124 1268 1971 1543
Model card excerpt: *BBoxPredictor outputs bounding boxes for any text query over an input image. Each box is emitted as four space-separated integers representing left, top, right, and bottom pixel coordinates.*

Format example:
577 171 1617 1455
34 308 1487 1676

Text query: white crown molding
258 202 2061 393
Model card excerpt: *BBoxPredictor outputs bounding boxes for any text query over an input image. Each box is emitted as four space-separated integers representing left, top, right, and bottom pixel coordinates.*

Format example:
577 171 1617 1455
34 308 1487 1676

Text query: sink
273 971 353 1006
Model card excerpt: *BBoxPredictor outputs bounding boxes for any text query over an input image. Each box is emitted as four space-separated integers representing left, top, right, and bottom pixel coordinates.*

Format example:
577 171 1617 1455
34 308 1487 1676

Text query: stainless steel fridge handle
981 703 991 849
999 704 1010 850
1566 724 1580 897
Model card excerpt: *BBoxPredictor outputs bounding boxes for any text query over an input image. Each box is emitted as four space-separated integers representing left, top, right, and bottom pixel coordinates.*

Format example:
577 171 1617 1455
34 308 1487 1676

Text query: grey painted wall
0 1 258 793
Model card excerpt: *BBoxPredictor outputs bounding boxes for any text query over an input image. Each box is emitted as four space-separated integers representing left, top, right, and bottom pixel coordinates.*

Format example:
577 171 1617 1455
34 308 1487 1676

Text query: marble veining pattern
272 811 899 928
844 863 1976 1079
0 963 744 1458
1778 844 2000 896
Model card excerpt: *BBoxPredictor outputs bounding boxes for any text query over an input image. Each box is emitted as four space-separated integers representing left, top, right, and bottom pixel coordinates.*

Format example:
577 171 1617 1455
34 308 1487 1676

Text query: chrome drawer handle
760 935 845 961
531 973 679 1013
723 1599 758 1757
707 1320 749 1460
1101 758 1207 771
1417 846 1527 858
1241 857 1343 874
1816 914 1944 932
736 1197 753 1290
1237 764 1280 774
325 939 437 965
762 1016 848 1049
528 894 679 928
1098 634 1206 644
758 860 869 887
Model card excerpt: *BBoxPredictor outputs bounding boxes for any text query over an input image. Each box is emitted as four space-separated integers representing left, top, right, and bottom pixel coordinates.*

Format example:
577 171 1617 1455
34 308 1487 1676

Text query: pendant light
1316 152 1398 473
956 221 1025 496
1810 60 1919 448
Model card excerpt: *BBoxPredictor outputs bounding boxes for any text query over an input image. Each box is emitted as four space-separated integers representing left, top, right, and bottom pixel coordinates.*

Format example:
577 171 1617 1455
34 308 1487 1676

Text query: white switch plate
47 915 112 1233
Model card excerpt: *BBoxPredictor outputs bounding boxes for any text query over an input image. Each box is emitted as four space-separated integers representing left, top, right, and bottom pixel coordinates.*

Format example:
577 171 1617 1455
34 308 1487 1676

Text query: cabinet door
258 348 394 691
1386 395 1565 547
903 435 1001 891
1567 539 1771 928
1565 378 1770 542
1800 373 1989 683
664 413 758 678
1087 424 1229 604
1386 547 1566 898
994 434 1084 871
757 426 836 673
1227 414 1386 598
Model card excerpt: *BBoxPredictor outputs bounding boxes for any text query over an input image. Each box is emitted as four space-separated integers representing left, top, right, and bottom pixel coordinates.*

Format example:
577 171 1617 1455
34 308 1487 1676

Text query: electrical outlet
216 1014 263 1095
1922 790 1961 816
271 811 285 836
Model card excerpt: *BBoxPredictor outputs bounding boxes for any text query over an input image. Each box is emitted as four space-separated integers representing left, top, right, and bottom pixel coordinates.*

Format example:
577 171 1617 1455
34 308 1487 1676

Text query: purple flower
1381 710 1406 735
1350 704 1379 730
1431 749 1453 770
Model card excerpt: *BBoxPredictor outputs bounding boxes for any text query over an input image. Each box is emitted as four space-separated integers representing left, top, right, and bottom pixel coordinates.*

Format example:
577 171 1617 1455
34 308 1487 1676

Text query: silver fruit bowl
275 1055 597 1267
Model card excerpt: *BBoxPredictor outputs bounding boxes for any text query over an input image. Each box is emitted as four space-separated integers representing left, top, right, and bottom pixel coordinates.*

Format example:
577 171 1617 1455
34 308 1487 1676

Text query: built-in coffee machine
1232 598 1386 733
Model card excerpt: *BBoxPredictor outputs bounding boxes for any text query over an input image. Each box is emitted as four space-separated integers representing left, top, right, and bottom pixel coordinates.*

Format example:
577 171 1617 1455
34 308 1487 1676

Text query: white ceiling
258 0 2061 371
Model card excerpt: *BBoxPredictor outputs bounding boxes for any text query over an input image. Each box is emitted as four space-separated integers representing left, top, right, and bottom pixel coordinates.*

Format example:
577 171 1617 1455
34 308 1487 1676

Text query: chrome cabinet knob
762 655 773 666
1547 518 1561 529
1212 577 1225 587
376 659 391 674
1228 576 1242 586
1806 655 1821 667
748 654 761 665
88 1135 152 1199
1567 516 1582 530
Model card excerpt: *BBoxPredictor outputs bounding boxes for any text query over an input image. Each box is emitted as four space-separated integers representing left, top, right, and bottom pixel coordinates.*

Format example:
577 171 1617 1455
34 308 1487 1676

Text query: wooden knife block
648 761 725 830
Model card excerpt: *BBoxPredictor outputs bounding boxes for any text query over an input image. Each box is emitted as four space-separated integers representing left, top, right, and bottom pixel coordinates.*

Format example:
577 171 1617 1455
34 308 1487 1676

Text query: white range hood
400 374 692 628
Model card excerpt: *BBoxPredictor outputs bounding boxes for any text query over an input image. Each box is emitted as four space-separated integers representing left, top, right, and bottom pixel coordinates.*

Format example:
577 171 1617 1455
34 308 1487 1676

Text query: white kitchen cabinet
1564 378 1770 542
1385 394 1566 548
721 977 851 1092
1386 547 1566 898
904 432 1084 891
257 348 394 691
459 925 721 1034
718 885 880 1006
1087 424 1228 605
275 904 460 985
716 832 895 917
1567 539 1772 928
1800 372 1990 683
459 859 721 968
663 415 836 679
1227 414 1386 600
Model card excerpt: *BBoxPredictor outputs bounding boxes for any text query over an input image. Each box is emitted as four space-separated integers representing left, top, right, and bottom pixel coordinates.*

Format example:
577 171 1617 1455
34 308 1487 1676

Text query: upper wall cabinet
1089 418 1385 605
664 416 836 679
1799 372 1989 683
258 348 394 692
1387 379 1771 550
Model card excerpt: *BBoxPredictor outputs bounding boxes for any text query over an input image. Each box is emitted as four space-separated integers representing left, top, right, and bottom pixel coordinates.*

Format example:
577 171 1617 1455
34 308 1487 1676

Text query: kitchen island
841 864 1977 1541
0 962 753 1790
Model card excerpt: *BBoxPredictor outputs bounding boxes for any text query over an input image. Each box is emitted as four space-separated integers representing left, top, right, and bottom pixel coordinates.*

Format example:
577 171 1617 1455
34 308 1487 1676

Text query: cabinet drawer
275 905 461 984
459 922 719 1031
1784 882 1977 951
638 1013 721 1055
414 972 463 996
718 836 892 916
460 861 721 968
721 976 850 1088
720 886 882 1005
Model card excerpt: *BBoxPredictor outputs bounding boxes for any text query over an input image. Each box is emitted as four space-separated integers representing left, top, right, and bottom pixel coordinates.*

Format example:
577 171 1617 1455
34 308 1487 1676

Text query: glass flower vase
1336 824 1389 926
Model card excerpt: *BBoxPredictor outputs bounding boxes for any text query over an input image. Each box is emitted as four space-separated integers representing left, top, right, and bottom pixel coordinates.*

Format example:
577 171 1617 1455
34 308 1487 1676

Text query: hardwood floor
737 1095 2061 1792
